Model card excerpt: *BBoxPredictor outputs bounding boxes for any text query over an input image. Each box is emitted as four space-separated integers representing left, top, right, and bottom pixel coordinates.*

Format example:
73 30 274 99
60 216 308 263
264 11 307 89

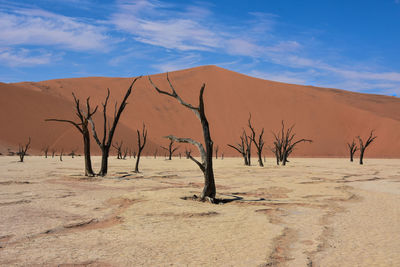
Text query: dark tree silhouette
18 137 31 162
161 138 179 160
123 147 128 159
357 130 377 165
154 148 158 159
347 140 358 162
272 121 312 166
185 148 192 159
112 141 123 159
228 130 252 166
215 145 219 159
134 124 147 173
51 148 56 158
42 145 49 158
248 114 265 167
149 74 216 201
69 148 77 158
89 77 141 176
46 93 97 176
59 149 64 162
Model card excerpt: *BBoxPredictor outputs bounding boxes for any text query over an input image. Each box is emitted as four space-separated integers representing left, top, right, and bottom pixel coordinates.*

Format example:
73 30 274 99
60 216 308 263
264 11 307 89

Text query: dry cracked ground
0 156 399 266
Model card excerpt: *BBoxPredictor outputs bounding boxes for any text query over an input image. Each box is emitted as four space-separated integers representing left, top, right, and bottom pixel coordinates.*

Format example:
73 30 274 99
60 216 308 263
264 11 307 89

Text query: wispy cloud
0 48 54 66
111 0 222 51
151 53 201 72
0 7 111 51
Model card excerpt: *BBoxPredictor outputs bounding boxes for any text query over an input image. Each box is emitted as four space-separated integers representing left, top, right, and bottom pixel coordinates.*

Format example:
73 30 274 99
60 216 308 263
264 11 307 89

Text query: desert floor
0 156 399 267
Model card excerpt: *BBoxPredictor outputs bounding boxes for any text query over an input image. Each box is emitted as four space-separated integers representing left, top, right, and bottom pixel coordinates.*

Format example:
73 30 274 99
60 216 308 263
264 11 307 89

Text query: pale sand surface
0 156 399 266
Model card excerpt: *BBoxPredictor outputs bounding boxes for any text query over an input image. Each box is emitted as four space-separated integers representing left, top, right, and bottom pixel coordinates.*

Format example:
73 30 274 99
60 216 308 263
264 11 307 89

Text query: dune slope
1 65 400 157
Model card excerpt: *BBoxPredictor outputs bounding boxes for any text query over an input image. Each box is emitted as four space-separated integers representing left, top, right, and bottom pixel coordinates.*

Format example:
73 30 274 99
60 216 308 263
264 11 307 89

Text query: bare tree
89 77 141 176
18 137 31 162
272 121 312 166
42 145 49 158
123 147 128 159
185 148 192 159
134 124 147 173
60 148 64 162
112 141 123 159
347 140 358 162
46 93 97 176
215 145 219 159
221 152 224 160
248 114 265 167
228 130 251 166
51 148 56 158
149 74 216 201
357 131 377 165
161 139 179 160
154 148 158 159
69 148 77 158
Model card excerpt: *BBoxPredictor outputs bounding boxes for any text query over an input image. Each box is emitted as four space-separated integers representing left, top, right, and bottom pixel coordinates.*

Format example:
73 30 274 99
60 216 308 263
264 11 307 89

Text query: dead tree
123 147 128 159
112 141 123 159
185 148 192 159
243 131 252 165
215 145 219 159
272 121 312 166
248 114 265 167
42 146 49 158
154 148 158 159
51 148 56 158
18 137 31 162
134 124 147 173
161 139 179 160
149 74 216 201
69 148 77 158
89 77 141 176
228 131 251 166
221 152 224 160
347 140 358 162
46 93 97 176
357 131 377 165
60 149 64 161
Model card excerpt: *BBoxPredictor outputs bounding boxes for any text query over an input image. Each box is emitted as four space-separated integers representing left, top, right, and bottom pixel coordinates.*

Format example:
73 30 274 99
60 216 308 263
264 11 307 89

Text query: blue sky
1 0 400 95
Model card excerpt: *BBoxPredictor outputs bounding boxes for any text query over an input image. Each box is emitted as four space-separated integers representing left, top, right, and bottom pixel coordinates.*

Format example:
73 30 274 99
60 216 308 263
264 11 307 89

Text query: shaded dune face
1 65 400 157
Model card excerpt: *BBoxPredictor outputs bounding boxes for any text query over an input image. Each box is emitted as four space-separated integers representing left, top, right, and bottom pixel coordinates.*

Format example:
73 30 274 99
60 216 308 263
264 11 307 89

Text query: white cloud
111 1 222 51
151 54 201 72
0 48 54 66
0 7 111 51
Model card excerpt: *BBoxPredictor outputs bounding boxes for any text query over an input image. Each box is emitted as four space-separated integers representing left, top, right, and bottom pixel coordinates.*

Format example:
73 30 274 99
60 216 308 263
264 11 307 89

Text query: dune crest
1 65 400 157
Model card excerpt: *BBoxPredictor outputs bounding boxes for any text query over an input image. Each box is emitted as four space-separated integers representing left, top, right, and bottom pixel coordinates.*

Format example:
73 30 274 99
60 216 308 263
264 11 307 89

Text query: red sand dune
1 65 400 158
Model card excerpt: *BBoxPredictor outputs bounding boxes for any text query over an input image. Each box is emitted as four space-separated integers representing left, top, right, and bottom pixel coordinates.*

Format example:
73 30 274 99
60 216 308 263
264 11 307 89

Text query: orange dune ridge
1 65 400 157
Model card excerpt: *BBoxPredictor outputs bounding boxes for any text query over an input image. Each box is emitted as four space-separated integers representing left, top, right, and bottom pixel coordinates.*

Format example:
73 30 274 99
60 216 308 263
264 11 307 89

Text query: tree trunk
350 151 354 162
258 152 264 167
359 149 364 165
134 151 141 173
199 110 216 199
83 131 95 176
99 147 110 176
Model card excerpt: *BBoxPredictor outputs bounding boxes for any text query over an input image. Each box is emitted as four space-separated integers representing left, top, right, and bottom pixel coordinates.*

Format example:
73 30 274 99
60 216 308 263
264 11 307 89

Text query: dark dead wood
149 74 216 200
88 76 141 176
134 123 147 173
18 137 31 162
357 130 377 165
